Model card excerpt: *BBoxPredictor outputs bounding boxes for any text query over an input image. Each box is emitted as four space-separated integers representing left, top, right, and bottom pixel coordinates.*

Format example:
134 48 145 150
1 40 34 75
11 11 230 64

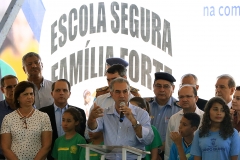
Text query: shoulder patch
95 86 110 98
130 86 139 92
130 86 141 97
96 86 109 92
174 101 182 108
144 97 154 103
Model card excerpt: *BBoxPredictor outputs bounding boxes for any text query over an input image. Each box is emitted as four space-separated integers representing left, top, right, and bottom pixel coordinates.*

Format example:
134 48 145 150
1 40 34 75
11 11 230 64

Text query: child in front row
169 112 200 160
52 107 86 160
88 131 104 160
191 97 240 160
129 97 162 160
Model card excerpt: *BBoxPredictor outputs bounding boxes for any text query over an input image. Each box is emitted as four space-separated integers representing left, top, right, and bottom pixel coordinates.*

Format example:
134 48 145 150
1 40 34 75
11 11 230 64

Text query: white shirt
227 101 232 108
164 106 204 160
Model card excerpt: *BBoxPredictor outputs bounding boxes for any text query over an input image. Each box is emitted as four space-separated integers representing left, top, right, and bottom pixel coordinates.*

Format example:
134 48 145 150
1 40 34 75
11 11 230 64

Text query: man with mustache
88 77 153 160
22 52 54 109
149 72 181 160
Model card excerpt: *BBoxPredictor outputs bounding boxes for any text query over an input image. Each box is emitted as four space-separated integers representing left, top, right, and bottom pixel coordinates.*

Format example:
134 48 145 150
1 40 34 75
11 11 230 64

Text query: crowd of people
0 52 240 160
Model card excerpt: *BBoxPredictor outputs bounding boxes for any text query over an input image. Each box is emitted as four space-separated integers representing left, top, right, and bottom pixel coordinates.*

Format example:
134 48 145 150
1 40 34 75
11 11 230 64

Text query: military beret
154 72 176 83
106 58 128 67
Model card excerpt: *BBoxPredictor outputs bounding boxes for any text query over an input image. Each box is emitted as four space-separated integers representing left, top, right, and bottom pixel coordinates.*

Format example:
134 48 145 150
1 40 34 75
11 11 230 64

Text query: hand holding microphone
119 102 125 122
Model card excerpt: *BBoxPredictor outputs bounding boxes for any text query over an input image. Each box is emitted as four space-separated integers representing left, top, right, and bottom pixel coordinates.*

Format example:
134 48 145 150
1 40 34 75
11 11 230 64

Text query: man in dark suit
39 79 86 160
179 73 207 111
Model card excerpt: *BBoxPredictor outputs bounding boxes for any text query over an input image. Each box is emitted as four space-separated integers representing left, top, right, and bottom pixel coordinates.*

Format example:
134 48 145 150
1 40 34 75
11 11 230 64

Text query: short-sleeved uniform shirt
52 133 86 160
190 129 240 160
145 125 162 160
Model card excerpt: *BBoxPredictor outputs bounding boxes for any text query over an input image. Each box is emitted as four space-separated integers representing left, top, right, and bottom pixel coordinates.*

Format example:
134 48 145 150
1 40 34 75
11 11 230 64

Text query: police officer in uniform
149 72 181 160
95 57 140 97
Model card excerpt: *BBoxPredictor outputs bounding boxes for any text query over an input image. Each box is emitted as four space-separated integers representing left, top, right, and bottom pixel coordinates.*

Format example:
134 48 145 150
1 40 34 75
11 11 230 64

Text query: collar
40 78 45 87
227 101 232 108
28 77 45 87
3 100 12 110
180 105 202 115
54 103 69 111
179 109 184 115
183 138 192 148
153 96 176 107
174 101 181 108
105 92 111 98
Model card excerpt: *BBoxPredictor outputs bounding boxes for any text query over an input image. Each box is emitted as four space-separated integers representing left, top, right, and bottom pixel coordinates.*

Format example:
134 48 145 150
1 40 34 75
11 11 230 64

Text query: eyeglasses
154 84 171 89
3 85 17 90
20 117 27 129
178 95 195 99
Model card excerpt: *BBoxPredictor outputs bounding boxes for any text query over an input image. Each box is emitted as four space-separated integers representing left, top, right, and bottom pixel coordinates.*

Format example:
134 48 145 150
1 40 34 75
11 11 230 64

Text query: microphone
119 102 125 122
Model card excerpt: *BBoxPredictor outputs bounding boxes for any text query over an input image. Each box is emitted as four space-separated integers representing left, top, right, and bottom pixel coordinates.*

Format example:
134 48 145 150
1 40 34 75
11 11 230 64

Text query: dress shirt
227 101 232 108
54 104 68 137
0 100 15 156
164 106 204 160
150 97 181 142
88 103 153 160
32 78 53 109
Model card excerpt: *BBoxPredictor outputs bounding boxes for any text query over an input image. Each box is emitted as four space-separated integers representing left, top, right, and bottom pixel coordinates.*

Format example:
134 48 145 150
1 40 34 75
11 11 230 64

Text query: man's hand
88 103 104 120
119 103 143 138
88 103 104 130
119 103 134 120
170 132 188 160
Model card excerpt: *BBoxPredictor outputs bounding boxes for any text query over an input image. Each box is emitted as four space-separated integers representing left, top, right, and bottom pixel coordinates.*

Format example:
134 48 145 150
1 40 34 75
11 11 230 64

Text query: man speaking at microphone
88 77 153 160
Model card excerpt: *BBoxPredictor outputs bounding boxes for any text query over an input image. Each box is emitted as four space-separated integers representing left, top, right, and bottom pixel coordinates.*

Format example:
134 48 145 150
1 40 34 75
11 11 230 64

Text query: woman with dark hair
129 97 162 160
190 97 240 160
1 81 52 160
232 86 240 131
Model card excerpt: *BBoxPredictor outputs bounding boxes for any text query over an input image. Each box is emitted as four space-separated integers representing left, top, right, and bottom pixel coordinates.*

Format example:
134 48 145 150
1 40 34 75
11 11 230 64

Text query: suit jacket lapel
49 104 58 138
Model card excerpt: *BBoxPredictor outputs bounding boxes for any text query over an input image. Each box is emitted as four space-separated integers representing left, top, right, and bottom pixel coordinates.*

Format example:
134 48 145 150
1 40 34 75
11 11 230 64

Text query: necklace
17 108 34 118
183 139 192 148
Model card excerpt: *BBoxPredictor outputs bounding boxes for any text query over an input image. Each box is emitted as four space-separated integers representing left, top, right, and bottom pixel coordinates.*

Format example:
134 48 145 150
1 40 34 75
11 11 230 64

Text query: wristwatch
132 121 140 128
